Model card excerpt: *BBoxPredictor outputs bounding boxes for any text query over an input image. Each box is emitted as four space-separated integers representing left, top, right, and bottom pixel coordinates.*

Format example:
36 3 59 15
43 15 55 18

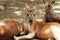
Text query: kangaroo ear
32 5 37 14
43 0 46 4
25 3 30 9
51 0 55 4
47 4 52 9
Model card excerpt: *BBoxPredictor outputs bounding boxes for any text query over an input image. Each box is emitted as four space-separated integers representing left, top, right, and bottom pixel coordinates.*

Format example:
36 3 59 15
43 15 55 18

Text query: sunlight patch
0 22 5 26
50 25 60 40
14 11 22 15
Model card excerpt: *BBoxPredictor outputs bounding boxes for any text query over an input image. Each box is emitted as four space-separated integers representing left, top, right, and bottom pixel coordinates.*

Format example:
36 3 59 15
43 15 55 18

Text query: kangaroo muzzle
29 19 33 25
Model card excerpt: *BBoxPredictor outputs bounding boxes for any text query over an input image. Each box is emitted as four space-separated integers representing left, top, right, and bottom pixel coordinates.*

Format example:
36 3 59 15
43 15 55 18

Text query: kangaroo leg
14 32 35 40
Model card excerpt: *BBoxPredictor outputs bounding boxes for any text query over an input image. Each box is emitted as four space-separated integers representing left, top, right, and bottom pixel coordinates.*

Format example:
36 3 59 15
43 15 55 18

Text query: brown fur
0 20 22 40
14 20 59 40
31 21 60 39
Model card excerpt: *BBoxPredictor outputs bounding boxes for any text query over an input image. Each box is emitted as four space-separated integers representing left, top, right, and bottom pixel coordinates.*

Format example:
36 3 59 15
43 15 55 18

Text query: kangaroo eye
27 14 29 16
34 14 35 16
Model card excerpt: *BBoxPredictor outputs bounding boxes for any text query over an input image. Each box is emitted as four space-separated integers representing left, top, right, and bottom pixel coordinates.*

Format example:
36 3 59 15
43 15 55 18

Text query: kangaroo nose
29 19 33 25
